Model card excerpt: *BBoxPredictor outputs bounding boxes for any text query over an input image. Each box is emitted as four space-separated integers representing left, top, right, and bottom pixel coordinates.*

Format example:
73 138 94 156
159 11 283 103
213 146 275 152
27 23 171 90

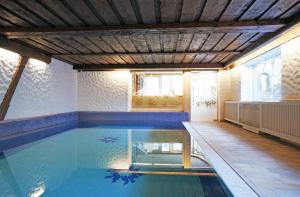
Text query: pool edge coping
183 122 259 197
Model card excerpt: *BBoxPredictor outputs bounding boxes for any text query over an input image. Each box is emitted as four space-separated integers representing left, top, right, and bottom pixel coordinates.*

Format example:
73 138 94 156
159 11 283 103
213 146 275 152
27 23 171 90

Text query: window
241 47 282 101
132 72 183 96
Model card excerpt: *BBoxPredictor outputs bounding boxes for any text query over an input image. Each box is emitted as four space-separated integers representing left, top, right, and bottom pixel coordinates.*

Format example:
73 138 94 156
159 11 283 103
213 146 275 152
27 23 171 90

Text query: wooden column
183 71 191 120
0 56 29 120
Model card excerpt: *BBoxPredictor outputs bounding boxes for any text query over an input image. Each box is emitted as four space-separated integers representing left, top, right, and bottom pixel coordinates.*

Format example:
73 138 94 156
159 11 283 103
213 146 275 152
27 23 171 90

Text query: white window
133 72 183 96
241 47 282 101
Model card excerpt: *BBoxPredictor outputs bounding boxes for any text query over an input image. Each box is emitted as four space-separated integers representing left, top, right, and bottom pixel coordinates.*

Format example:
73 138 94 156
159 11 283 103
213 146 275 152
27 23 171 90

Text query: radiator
261 102 300 144
224 101 300 144
239 103 260 133
224 102 239 124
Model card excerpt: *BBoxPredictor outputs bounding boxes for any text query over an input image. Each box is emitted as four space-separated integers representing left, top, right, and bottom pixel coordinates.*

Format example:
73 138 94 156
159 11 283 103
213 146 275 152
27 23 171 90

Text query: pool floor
0 126 231 197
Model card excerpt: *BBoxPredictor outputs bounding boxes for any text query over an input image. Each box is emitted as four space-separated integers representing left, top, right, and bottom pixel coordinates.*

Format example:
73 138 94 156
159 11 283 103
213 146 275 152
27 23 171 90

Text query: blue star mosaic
97 136 119 143
105 167 144 185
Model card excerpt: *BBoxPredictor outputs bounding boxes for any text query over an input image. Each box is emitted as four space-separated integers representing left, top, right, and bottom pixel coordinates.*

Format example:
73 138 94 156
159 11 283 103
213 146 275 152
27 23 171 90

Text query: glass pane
240 47 282 101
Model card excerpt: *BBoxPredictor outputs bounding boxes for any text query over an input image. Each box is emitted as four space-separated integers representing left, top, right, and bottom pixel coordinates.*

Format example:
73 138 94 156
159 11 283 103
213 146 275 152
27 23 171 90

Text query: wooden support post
183 71 191 120
0 56 29 120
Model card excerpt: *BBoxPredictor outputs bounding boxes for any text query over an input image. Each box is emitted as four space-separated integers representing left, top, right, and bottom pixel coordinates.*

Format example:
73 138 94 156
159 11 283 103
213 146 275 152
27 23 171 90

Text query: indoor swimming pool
0 124 232 197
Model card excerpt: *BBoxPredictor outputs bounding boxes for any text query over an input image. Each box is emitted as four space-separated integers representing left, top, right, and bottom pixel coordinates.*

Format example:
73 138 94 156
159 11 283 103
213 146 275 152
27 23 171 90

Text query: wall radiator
224 101 300 145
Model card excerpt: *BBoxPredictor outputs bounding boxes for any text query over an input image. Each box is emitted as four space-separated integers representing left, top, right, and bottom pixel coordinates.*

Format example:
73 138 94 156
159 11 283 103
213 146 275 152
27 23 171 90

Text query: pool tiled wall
0 111 189 151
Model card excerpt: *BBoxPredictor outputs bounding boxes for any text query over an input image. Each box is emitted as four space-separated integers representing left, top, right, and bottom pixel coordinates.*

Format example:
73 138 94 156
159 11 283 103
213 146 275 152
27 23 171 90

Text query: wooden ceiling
0 0 300 70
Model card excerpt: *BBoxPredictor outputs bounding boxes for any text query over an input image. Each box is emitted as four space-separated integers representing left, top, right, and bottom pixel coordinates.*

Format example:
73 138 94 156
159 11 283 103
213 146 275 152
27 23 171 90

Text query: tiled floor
190 121 300 197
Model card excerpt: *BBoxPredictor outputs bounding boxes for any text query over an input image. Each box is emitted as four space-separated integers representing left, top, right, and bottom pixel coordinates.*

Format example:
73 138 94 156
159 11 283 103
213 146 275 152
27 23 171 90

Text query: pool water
0 126 232 197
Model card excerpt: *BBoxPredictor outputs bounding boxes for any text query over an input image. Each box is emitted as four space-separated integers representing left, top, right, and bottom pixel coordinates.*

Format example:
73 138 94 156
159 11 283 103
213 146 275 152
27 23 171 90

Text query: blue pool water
0 125 232 197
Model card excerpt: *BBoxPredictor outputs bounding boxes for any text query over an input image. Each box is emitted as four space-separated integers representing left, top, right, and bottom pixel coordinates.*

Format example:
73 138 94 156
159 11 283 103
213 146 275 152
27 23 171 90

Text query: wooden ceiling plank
16 0 67 27
130 35 149 52
38 0 85 26
91 37 114 53
1 1 49 27
173 54 185 63
0 35 51 63
200 0 229 21
142 54 153 64
225 32 257 50
182 54 196 63
163 54 173 64
97 57 113 64
111 0 138 24
58 56 82 65
237 32 265 51
111 55 127 64
239 0 277 20
145 34 161 52
130 55 145 64
202 54 217 63
180 0 205 22
67 55 89 64
200 33 225 51
280 2 300 18
0 17 15 27
73 63 223 70
115 35 137 52
99 56 118 64
160 0 178 23
161 34 178 52
136 0 156 24
188 33 208 51
220 53 236 63
62 37 91 53
45 37 79 54
192 54 206 63
176 33 193 52
0 6 31 26
63 0 102 26
83 56 100 64
31 37 70 54
260 0 300 20
73 37 103 53
220 0 254 21
213 33 240 51
88 0 120 25
211 53 229 63
101 35 126 53
19 38 57 54
94 57 110 64
120 55 135 64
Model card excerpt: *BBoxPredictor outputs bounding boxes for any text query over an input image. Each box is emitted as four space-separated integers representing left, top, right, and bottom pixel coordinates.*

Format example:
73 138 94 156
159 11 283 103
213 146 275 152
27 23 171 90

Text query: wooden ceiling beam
53 51 239 58
0 35 51 63
73 63 223 71
0 20 286 39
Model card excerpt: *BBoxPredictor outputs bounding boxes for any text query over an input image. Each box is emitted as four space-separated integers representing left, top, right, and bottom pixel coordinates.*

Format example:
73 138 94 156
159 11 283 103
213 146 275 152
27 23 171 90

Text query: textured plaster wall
0 49 19 103
4 58 77 120
78 71 131 111
217 67 241 120
281 36 300 100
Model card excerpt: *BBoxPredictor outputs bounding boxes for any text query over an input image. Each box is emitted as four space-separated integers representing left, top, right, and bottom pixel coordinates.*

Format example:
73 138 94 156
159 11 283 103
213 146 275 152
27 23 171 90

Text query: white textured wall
78 71 131 111
217 67 241 120
281 36 300 100
4 58 77 120
0 49 20 103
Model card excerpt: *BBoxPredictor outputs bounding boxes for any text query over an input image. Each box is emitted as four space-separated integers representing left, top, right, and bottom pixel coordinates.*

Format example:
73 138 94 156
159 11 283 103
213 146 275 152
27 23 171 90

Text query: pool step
116 169 217 176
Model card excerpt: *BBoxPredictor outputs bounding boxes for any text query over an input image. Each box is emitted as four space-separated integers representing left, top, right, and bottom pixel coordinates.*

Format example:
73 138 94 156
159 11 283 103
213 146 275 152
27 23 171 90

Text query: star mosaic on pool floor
105 167 144 185
97 137 119 143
